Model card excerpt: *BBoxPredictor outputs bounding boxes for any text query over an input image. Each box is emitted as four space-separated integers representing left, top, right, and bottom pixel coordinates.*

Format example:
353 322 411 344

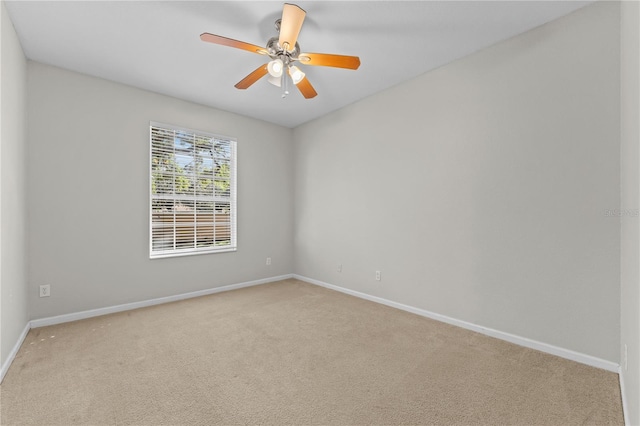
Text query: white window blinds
150 122 237 258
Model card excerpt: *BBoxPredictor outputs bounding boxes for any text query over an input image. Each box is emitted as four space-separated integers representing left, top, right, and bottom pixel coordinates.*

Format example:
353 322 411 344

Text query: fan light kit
200 3 361 99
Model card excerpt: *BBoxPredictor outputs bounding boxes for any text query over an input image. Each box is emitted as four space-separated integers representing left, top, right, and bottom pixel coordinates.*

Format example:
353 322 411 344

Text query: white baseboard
30 274 293 328
293 274 619 373
619 367 629 426
0 322 30 383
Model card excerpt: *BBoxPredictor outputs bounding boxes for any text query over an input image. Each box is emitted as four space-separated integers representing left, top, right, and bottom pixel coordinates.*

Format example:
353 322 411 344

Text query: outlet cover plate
39 285 50 297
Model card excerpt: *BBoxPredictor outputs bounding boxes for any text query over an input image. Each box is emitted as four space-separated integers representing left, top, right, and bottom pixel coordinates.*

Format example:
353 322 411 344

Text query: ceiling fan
200 3 361 99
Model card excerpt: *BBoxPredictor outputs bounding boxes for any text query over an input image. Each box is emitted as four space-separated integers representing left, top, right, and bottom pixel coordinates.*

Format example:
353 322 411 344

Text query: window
150 122 237 258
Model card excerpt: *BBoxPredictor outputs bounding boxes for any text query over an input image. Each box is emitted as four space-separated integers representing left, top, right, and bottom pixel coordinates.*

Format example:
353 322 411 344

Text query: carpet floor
0 279 623 425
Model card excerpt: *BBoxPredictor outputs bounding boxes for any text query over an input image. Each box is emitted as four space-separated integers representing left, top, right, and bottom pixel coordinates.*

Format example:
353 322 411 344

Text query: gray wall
0 1 28 366
293 1 620 362
620 1 640 423
27 63 294 319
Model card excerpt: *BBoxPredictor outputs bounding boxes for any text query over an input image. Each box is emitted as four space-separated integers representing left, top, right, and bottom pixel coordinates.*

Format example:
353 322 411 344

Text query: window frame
149 121 237 259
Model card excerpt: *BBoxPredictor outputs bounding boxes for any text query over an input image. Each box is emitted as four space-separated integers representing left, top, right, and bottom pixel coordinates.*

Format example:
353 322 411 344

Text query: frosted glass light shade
268 75 281 87
267 59 284 77
289 65 305 85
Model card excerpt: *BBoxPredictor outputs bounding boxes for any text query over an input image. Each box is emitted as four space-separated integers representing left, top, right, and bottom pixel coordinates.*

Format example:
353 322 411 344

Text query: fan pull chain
282 72 290 98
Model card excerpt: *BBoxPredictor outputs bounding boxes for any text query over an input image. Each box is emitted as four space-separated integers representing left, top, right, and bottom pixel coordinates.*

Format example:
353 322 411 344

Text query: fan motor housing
266 36 300 60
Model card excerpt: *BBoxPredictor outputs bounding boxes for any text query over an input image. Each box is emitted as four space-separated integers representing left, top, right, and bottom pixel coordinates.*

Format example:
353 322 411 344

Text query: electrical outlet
337 264 342 272
375 271 381 281
39 285 50 298
624 344 628 371
266 257 271 266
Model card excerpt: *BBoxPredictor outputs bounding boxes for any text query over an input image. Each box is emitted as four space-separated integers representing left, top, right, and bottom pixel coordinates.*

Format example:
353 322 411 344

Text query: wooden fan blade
200 33 267 55
298 53 360 70
279 3 306 52
295 76 317 99
235 64 269 89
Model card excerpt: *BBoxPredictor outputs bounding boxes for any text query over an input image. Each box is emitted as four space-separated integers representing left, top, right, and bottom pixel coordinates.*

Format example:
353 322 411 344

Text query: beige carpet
0 279 623 425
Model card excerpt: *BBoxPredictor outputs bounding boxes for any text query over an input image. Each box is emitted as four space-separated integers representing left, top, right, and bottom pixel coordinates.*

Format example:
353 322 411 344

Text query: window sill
150 247 237 260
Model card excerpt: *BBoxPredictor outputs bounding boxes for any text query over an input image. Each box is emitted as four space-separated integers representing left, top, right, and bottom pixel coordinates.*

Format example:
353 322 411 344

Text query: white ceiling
6 1 593 128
